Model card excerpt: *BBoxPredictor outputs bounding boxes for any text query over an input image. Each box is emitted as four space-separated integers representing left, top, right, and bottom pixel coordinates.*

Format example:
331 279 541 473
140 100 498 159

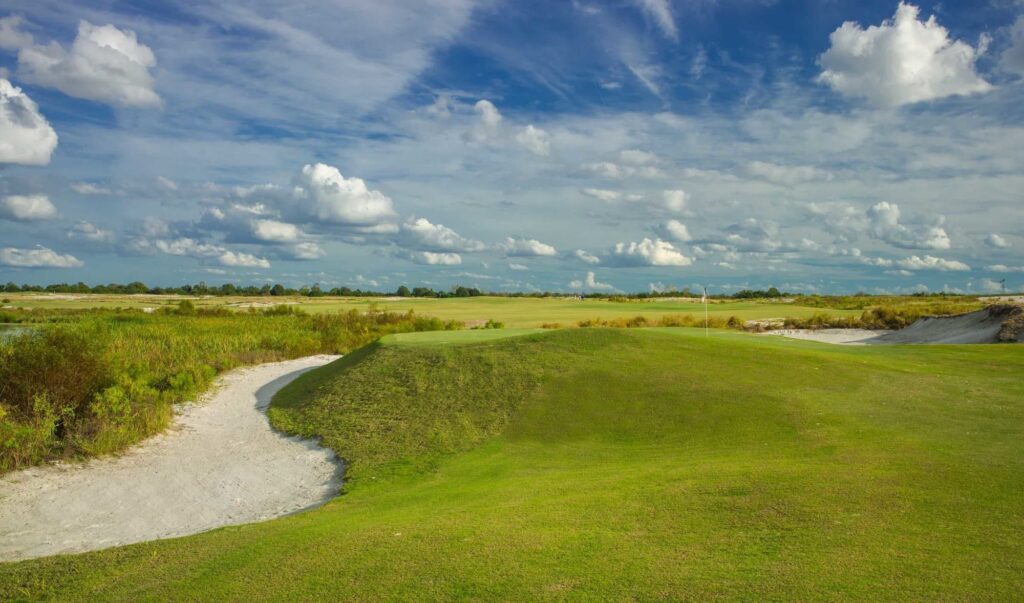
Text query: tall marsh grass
0 307 460 473
777 302 983 330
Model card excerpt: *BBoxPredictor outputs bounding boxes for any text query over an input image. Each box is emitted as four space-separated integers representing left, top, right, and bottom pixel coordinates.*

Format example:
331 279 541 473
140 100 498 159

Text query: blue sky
1 0 1022 294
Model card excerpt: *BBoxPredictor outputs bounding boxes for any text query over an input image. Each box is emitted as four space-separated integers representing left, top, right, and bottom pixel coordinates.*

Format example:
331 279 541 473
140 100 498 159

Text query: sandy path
0 355 343 562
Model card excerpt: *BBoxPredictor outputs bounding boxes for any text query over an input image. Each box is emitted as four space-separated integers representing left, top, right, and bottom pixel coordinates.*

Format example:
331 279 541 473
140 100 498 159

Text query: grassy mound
2 328 1023 600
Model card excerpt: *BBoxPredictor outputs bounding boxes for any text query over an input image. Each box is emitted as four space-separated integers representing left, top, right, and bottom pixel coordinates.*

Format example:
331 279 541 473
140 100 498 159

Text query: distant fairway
1 292 859 327
5 328 1022 600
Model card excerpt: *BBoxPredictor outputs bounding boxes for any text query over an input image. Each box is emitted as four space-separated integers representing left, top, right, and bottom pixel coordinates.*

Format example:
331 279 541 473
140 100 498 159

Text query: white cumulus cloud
516 124 551 156
657 219 692 242
0 194 58 221
288 242 325 261
0 16 33 51
818 2 992 107
895 255 970 271
67 221 115 243
218 251 270 268
581 188 622 202
569 271 615 291
70 182 112 195
17 21 161 107
468 99 502 142
0 78 58 165
400 217 485 252
500 237 557 257
985 233 1010 249
0 246 83 268
153 237 224 257
293 163 397 226
574 249 600 264
251 219 301 243
400 250 462 265
608 238 693 267
867 202 950 250
661 189 688 213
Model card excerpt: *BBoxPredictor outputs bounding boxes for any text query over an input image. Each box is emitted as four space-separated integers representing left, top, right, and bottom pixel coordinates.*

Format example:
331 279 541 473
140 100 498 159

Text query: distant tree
125 281 149 294
396 285 411 297
270 284 286 296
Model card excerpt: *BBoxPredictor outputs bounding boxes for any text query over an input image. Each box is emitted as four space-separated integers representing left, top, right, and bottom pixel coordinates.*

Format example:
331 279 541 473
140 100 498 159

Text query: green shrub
175 300 196 315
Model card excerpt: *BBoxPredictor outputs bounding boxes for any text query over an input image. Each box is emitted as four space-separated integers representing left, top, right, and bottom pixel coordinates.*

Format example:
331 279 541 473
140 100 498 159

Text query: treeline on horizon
2 281 985 301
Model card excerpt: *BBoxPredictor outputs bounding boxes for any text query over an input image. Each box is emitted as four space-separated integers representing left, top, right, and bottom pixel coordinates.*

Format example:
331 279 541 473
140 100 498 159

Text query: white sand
763 329 890 344
0 355 343 562
870 307 1013 344
765 306 1023 345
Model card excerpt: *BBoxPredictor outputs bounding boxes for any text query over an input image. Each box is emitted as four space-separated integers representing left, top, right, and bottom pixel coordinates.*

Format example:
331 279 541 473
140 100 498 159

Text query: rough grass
0 308 460 473
3 328 1023 600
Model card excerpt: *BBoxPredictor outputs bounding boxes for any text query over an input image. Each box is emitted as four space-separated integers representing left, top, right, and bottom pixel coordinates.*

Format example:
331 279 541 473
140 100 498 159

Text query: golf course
4 0 1024 598
2 317 1022 600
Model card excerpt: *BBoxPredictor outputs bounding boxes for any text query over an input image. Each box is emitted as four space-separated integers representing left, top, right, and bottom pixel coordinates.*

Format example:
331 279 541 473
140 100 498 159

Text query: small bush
176 300 196 315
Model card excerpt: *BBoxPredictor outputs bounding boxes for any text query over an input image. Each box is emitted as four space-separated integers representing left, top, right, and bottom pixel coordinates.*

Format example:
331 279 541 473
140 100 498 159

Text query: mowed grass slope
2 329 1023 600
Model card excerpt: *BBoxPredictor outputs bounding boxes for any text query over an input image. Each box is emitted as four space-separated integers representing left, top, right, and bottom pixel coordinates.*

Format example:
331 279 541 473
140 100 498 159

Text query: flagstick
704 286 709 337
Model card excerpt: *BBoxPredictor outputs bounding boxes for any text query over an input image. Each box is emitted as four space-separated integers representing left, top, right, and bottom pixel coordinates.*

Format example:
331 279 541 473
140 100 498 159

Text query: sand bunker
871 305 1023 344
764 328 890 345
0 355 343 562
768 305 1024 345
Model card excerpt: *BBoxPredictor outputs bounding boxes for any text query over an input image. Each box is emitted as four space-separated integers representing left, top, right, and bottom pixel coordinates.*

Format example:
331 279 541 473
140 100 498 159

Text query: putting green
380 327 546 346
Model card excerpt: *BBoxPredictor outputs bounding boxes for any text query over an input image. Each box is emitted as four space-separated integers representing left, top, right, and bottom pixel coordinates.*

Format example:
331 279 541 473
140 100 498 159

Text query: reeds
0 308 461 473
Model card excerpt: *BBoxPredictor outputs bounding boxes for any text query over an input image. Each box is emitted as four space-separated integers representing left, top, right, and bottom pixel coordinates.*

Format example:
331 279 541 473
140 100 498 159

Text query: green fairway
1 292 860 327
3 328 1023 600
